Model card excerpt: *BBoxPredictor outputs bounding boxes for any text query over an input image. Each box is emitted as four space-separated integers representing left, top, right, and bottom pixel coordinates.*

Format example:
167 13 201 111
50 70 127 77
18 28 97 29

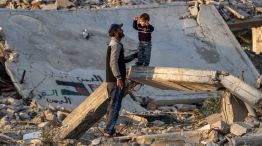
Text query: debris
152 120 165 127
23 131 42 140
224 5 246 20
147 93 218 106
57 111 68 122
53 83 108 141
44 110 55 121
198 124 211 131
39 3 57 10
91 137 103 145
211 120 229 133
232 135 262 146
208 130 219 142
121 95 147 113
189 6 198 17
55 0 74 9
230 122 252 136
38 121 51 128
221 90 247 125
82 29 90 39
134 131 201 145
175 104 196 112
205 113 222 124
0 133 17 144
256 7 262 13
123 112 148 125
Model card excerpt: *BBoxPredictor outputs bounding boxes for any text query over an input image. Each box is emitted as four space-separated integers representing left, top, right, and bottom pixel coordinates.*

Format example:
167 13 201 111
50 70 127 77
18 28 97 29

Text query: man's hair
140 13 150 21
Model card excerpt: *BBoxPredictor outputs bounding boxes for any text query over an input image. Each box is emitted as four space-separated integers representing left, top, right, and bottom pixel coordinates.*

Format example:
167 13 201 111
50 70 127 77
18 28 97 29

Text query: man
104 23 131 137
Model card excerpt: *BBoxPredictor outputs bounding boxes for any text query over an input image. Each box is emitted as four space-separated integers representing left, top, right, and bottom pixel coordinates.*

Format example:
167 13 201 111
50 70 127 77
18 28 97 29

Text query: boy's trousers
137 42 152 65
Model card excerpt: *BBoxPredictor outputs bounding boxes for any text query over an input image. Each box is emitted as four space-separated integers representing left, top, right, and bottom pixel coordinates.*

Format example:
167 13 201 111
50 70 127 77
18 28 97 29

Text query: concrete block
205 113 222 124
230 122 252 136
55 0 74 9
198 124 211 131
39 4 57 10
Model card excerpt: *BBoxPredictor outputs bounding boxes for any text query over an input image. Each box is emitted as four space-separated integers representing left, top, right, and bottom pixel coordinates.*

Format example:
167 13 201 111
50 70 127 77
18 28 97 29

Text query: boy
133 13 154 66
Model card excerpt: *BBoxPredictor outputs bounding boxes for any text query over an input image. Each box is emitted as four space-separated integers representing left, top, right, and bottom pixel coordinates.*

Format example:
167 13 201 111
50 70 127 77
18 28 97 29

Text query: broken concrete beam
227 18 262 31
53 83 108 141
232 135 262 146
224 5 246 19
219 74 262 113
134 131 201 145
230 122 252 136
221 90 248 124
127 67 221 92
151 92 219 105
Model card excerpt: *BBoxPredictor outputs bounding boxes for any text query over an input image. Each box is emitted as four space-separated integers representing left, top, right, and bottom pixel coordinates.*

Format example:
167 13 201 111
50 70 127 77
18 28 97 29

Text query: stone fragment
189 6 198 17
19 112 30 120
198 124 211 131
38 121 51 128
152 120 165 127
55 0 74 9
230 122 252 136
205 113 222 124
39 4 57 10
44 110 55 121
57 111 69 122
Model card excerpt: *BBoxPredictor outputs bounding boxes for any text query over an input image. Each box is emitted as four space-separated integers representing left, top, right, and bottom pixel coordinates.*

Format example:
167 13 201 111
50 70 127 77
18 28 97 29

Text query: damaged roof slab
0 3 259 109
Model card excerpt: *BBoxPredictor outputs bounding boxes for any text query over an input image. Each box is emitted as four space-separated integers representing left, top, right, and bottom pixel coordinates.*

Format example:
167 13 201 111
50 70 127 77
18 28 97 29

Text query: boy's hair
140 13 150 21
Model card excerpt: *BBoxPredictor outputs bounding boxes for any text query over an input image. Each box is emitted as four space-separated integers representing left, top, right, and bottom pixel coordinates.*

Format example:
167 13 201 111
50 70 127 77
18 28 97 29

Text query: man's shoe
103 129 114 138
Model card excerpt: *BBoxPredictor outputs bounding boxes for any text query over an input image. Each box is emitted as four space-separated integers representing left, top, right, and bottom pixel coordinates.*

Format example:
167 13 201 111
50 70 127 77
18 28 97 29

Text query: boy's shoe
135 62 143 66
144 63 149 66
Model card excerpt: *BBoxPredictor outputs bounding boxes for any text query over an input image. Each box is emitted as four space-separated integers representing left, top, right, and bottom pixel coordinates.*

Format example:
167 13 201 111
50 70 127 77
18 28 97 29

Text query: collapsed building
0 1 261 145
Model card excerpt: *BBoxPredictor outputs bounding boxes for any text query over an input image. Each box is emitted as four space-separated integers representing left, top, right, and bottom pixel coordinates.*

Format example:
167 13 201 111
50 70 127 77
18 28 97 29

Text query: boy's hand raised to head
134 16 139 20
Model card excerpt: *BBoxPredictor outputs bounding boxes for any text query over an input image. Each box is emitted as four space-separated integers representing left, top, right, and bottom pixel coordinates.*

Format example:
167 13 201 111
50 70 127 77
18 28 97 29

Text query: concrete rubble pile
207 0 262 22
0 0 183 10
0 1 261 146
0 0 104 10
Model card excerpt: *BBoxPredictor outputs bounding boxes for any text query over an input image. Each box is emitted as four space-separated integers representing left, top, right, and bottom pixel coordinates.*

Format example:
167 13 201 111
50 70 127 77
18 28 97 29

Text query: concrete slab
0 3 259 109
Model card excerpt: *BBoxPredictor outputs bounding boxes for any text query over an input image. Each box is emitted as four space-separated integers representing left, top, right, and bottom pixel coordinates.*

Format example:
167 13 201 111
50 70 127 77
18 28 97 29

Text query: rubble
230 122 252 136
